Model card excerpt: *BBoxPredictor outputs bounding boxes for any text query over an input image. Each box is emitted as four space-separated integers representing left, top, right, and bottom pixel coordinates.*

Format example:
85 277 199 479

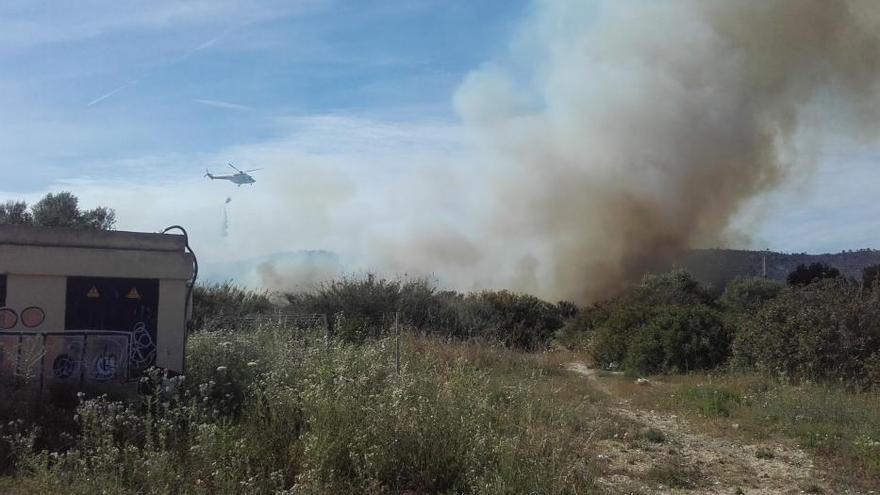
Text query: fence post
324 314 331 345
395 311 400 374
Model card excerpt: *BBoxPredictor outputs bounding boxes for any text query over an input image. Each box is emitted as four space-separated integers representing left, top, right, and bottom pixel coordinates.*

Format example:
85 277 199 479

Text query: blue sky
1 0 879 293
0 0 527 188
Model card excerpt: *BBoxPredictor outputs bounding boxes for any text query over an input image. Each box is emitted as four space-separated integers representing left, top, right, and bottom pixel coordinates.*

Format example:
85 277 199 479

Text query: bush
584 271 729 374
732 279 880 388
630 270 713 307
460 291 564 350
624 305 731 374
284 275 567 349
589 303 656 370
590 303 730 375
719 277 783 314
285 274 402 321
554 300 610 351
191 282 275 330
787 262 841 286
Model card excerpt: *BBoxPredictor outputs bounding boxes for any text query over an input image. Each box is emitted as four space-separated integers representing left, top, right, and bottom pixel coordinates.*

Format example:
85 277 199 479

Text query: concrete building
0 225 195 384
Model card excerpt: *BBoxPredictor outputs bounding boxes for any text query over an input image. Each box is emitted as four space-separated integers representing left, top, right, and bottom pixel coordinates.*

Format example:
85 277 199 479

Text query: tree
78 205 116 230
786 262 841 286
0 201 32 225
0 192 116 230
30 192 80 228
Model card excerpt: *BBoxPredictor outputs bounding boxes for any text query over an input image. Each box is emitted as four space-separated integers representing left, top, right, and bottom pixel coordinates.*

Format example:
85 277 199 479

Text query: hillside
674 248 880 290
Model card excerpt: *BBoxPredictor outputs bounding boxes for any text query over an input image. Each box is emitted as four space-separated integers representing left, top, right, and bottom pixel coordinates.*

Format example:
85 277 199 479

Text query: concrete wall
3 274 65 331
156 279 188 371
0 245 193 280
0 225 185 252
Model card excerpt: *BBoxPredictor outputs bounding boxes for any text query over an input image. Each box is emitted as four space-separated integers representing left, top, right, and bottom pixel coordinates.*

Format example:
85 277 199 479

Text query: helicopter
205 163 261 186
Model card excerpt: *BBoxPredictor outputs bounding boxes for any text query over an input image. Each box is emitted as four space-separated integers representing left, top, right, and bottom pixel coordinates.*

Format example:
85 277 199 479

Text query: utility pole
762 250 767 278
395 311 401 374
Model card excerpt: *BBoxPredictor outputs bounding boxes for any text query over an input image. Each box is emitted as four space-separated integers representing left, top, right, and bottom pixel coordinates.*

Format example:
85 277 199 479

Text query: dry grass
606 372 880 492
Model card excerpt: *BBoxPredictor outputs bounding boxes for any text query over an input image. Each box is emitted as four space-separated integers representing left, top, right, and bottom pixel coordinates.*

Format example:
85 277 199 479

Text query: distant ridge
674 248 880 290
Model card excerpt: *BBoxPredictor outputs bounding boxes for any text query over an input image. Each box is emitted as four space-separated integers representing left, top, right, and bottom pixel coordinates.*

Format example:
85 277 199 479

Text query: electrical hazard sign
126 287 141 300
87 286 100 299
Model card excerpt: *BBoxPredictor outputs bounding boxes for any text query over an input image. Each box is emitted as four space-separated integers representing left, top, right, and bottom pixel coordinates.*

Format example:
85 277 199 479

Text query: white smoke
445 0 880 301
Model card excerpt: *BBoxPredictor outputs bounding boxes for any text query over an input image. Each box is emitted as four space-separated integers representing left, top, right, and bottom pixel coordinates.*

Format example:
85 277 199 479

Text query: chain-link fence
198 311 404 372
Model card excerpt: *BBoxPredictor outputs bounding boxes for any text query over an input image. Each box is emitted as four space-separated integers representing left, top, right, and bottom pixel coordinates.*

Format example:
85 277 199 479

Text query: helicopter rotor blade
243 168 262 173
227 163 242 172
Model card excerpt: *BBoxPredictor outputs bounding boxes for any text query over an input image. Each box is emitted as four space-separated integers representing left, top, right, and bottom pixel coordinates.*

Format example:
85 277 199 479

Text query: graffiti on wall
64 277 159 375
0 331 130 385
129 321 156 375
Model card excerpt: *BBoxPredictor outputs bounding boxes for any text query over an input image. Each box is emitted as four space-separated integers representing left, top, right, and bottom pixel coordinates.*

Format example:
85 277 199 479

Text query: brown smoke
451 0 880 302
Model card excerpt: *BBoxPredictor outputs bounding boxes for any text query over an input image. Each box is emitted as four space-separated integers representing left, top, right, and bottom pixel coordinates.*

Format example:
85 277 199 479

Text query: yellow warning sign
126 287 141 300
87 286 100 299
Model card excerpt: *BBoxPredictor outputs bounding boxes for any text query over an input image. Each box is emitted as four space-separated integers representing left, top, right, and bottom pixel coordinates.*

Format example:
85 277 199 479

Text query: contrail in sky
87 80 136 107
193 98 253 111
86 27 236 107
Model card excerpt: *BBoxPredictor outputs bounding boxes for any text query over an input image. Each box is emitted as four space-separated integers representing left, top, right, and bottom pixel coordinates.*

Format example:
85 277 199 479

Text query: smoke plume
445 0 880 301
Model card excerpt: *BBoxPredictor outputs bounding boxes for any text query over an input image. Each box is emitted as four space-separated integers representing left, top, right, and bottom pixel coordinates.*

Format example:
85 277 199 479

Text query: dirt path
565 363 839 495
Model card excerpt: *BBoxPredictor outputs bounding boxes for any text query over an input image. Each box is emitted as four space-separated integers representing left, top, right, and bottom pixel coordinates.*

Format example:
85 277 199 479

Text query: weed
755 447 775 459
681 386 741 417
638 427 667 444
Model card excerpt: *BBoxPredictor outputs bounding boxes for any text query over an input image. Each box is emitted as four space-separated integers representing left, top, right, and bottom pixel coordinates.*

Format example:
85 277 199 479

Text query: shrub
588 302 655 369
284 275 566 349
461 290 564 350
630 270 713 307
285 274 401 321
623 305 731 374
732 279 880 388
555 301 609 351
719 277 783 314
589 296 730 375
191 282 275 330
787 262 841 286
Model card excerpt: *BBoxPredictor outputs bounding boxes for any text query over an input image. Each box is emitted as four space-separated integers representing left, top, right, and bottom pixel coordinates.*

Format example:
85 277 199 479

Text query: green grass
679 386 741 418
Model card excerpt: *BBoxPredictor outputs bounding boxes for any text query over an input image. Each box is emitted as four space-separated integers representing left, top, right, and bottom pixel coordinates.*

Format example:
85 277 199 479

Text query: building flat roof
0 225 186 252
